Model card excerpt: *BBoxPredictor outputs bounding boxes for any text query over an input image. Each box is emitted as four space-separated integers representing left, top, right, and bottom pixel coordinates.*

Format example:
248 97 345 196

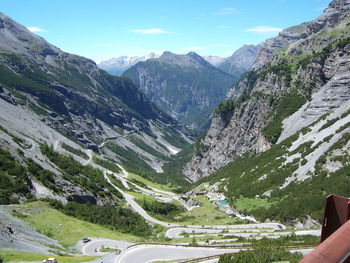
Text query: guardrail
114 242 243 263
300 221 350 263
122 242 245 250
178 254 223 263
177 244 318 263
115 244 245 263
116 242 316 257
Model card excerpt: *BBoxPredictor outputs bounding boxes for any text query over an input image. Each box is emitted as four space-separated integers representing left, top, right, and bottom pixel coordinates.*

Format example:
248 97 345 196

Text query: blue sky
2 0 331 62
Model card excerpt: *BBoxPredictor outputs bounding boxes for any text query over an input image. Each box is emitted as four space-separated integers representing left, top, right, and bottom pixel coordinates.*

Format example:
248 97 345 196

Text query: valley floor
0 166 321 263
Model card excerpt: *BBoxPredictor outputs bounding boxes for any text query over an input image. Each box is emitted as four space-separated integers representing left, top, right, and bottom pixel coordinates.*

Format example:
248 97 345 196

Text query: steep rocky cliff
218 44 260 78
123 51 237 131
184 0 350 181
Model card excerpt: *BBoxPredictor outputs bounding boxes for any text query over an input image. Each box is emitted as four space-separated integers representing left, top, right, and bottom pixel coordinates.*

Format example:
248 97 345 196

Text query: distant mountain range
98 47 259 78
123 51 237 131
98 47 259 131
98 53 159 76
98 54 227 76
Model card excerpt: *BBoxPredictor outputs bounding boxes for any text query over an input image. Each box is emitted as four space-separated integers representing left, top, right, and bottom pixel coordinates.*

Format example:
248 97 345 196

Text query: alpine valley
0 0 349 263
122 51 238 131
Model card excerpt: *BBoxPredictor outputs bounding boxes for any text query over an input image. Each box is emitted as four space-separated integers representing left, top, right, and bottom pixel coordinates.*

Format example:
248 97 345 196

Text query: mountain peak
329 0 350 10
0 12 60 58
123 50 237 130
158 51 184 62
161 51 175 57
157 51 218 70
186 51 215 68
186 51 200 57
217 44 260 77
187 51 204 60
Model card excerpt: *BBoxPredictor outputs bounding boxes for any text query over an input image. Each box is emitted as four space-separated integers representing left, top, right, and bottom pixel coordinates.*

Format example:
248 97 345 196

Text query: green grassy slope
15 202 141 247
204 117 350 222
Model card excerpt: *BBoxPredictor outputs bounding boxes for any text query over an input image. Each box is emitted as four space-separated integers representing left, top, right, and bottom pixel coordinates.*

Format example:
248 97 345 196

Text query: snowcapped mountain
98 53 159 76
202 55 226 66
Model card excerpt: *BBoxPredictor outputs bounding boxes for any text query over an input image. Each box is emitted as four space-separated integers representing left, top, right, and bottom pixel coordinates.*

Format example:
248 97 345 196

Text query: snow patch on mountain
98 53 160 75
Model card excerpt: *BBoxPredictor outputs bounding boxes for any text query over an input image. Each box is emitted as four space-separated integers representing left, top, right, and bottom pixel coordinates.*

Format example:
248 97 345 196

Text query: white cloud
130 28 172 35
217 8 239 16
244 26 283 34
26 26 47 33
182 46 205 51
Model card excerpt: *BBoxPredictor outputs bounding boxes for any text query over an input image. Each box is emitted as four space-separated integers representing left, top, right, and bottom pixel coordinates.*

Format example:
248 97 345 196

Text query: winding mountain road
83 149 93 165
80 238 132 256
104 172 178 227
114 245 241 263
82 166 319 263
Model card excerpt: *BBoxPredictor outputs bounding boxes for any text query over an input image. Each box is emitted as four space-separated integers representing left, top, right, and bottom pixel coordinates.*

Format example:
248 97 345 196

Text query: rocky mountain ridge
254 0 350 67
184 0 350 181
218 44 260 78
98 54 228 76
123 51 237 130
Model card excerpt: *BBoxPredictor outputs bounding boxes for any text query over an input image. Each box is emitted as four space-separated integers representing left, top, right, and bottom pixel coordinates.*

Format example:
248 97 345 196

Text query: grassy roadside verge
128 173 181 192
0 250 96 263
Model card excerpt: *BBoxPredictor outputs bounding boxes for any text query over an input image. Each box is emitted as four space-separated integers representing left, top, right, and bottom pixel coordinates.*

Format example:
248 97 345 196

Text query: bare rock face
218 44 260 78
184 81 275 181
278 52 350 142
184 0 350 181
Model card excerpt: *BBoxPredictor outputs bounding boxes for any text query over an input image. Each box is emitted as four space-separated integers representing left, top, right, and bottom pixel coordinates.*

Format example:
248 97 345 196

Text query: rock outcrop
218 44 260 78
